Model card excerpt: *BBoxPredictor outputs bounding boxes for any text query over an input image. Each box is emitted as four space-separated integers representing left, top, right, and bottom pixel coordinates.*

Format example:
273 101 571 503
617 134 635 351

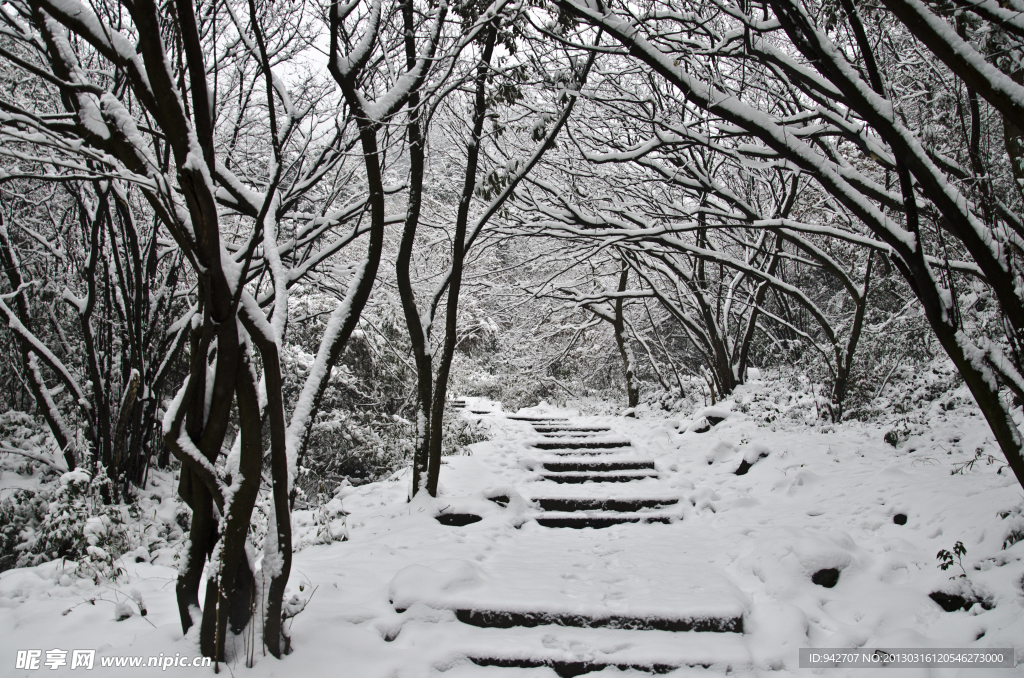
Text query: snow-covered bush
442 409 489 455
294 410 414 501
14 469 128 577
0 488 48 572
0 411 63 470
283 305 420 500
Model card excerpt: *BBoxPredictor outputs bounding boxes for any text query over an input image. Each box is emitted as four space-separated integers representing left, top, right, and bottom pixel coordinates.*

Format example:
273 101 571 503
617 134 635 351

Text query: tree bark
426 24 499 497
612 258 640 408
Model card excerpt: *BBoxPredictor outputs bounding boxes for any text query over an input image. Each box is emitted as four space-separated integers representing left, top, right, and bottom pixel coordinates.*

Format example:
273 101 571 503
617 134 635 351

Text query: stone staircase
526 419 660 491
405 407 751 676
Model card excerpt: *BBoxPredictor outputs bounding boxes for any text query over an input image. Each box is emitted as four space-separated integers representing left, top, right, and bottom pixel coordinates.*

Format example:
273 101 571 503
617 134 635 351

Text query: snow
3 392 1024 675
60 469 91 486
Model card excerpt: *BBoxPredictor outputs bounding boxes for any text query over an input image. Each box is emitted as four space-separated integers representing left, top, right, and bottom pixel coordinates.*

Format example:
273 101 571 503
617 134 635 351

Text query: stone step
540 471 659 483
533 440 631 450
542 460 655 472
544 449 619 456
536 497 679 512
537 431 606 437
454 608 742 633
390 622 752 677
532 426 610 433
535 511 676 529
432 664 560 678
388 535 748 641
540 437 606 443
538 437 611 444
508 416 570 422
468 656 688 676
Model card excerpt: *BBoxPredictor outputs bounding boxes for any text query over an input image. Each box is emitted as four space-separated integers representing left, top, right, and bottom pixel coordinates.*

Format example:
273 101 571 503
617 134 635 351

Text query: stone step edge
533 441 633 449
487 496 680 511
542 461 656 472
542 450 620 456
537 432 609 437
469 656 700 676
533 454 654 463
453 608 744 633
534 497 680 511
539 468 658 476
540 472 660 484
394 619 753 675
534 512 679 528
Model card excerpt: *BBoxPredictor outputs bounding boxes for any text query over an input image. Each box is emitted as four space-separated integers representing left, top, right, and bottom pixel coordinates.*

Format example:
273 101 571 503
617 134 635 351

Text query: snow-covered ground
3 382 1024 677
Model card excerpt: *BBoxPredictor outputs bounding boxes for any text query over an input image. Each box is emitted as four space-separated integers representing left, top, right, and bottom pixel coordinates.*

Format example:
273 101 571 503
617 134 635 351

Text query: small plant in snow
883 418 914 448
952 447 1007 475
280 581 317 655
937 541 967 579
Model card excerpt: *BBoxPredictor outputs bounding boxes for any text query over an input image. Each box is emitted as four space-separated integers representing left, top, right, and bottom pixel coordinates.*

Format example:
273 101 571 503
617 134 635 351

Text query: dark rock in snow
735 449 770 476
893 513 907 525
929 589 994 612
113 602 134 621
811 568 840 588
691 418 711 433
437 513 482 526
930 591 968 612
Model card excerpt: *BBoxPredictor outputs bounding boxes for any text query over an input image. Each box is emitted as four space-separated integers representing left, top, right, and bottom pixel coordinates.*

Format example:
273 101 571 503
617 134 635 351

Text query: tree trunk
199 350 261 659
425 24 499 497
396 0 433 498
613 259 640 408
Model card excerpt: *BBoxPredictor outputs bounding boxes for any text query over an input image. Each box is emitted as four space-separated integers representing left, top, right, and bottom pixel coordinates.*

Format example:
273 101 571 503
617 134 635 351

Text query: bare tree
546 0 1024 487
0 0 385 659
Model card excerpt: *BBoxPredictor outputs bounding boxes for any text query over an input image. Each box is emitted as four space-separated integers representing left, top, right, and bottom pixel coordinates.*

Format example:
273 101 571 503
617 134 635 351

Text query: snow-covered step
535 510 678 529
389 536 746 629
542 459 655 472
467 655 718 676
544 449 620 456
540 470 659 483
455 606 740 633
537 431 607 438
533 440 632 450
509 416 570 422
540 438 610 445
532 426 611 433
390 622 752 675
535 497 679 512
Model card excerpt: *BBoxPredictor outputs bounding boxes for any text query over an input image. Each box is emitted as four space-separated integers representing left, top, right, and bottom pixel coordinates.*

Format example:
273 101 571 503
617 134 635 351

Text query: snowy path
4 392 1024 677
390 409 750 675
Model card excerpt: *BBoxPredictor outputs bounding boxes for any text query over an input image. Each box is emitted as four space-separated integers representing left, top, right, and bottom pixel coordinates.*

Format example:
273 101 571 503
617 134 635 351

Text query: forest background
0 0 1023 660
